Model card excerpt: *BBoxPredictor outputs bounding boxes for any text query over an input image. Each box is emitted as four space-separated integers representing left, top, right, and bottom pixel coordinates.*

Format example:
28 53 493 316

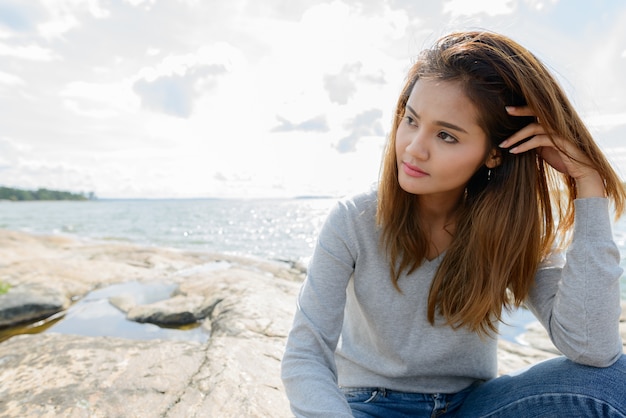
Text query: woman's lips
402 162 429 178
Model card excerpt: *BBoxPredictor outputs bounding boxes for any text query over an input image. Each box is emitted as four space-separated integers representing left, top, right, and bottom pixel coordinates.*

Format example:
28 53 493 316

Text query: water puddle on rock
1 281 210 343
500 307 536 344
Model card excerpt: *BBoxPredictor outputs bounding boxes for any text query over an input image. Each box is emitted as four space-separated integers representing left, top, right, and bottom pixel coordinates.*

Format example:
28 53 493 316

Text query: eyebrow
405 105 469 134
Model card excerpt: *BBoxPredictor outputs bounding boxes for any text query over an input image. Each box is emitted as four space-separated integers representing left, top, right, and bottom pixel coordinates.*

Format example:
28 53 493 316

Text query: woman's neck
416 194 461 260
416 193 461 227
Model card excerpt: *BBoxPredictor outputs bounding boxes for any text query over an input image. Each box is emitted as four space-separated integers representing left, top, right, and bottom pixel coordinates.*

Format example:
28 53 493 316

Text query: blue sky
0 0 625 198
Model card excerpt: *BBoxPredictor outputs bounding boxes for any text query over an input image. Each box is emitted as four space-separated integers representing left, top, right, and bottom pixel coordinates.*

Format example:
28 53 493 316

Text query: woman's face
396 79 496 201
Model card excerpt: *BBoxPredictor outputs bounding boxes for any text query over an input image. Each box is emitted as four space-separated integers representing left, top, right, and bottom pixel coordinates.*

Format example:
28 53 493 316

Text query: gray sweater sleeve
527 198 624 367
281 200 356 417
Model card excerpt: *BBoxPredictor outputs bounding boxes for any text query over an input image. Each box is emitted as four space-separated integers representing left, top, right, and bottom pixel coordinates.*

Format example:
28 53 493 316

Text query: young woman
281 31 626 417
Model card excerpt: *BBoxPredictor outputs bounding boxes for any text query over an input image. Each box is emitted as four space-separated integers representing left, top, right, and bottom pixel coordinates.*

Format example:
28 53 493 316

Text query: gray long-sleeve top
281 190 624 417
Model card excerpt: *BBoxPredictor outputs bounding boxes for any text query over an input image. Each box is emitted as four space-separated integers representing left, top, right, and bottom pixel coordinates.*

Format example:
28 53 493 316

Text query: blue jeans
342 355 626 417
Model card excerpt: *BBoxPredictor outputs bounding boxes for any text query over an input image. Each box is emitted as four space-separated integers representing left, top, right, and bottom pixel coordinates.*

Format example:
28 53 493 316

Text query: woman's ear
485 148 502 169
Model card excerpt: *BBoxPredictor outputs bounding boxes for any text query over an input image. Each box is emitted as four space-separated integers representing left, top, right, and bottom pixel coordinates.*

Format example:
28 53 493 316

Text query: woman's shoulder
322 188 379 244
334 188 378 216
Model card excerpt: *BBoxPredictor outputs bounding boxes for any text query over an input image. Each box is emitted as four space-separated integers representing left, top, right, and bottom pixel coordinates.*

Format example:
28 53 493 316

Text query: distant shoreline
0 186 95 201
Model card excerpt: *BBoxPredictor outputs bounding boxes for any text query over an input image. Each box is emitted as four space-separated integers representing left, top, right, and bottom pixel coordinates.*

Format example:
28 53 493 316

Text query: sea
1 197 625 302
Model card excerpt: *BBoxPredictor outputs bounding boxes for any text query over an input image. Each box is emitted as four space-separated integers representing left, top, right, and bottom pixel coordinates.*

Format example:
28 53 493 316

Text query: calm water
0 281 210 343
0 198 334 263
1 197 625 300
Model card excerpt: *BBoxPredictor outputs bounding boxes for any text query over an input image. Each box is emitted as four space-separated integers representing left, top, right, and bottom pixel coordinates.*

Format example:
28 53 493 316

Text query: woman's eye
405 116 416 126
437 131 457 143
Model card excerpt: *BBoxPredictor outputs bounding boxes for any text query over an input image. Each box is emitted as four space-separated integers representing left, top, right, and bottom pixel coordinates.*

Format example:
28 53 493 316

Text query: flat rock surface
0 283 70 327
0 229 624 417
0 334 206 417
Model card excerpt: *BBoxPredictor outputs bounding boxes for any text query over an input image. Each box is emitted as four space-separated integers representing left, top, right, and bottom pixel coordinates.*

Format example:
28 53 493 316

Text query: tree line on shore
0 186 96 201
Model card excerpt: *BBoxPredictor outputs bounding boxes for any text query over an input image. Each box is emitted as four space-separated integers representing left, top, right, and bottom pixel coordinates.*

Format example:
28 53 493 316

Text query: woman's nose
405 131 429 160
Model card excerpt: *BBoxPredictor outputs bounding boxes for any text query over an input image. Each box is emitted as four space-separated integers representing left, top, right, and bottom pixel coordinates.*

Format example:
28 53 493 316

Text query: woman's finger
506 133 552 154
498 123 544 149
504 106 598 180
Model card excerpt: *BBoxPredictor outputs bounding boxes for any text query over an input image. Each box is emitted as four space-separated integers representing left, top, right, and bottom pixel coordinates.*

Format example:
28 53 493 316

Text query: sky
0 0 625 199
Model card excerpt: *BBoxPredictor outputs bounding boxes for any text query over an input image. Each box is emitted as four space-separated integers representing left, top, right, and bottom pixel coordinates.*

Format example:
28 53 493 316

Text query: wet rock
0 229 298 417
109 287 223 327
0 284 70 328
124 294 222 327
108 293 136 313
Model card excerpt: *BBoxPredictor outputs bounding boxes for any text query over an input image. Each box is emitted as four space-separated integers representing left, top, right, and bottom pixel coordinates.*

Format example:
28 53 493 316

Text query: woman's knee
457 355 626 417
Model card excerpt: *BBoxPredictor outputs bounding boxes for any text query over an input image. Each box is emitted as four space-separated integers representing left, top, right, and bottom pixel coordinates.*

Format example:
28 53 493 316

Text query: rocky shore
0 229 624 417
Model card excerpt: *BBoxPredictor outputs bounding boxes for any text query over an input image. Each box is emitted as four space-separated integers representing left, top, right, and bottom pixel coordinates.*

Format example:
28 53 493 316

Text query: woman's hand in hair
499 106 605 198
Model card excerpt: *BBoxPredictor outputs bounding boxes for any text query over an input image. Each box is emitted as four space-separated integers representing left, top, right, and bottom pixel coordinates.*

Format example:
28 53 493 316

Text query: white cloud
0 0 625 197
128 42 247 118
336 109 385 153
62 99 118 119
0 27 13 40
553 8 626 117
443 0 515 17
324 63 362 105
0 136 32 165
60 80 139 115
123 0 156 8
0 43 58 61
585 112 626 131
37 15 78 39
0 71 24 85
37 0 109 39
272 115 330 133
523 0 559 12
135 42 246 81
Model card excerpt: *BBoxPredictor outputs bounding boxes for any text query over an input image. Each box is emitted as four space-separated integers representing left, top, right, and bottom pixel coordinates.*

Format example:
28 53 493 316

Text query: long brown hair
377 31 626 336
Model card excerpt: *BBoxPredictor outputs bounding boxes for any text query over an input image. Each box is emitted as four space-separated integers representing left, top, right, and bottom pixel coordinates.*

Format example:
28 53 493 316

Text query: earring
487 169 492 181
